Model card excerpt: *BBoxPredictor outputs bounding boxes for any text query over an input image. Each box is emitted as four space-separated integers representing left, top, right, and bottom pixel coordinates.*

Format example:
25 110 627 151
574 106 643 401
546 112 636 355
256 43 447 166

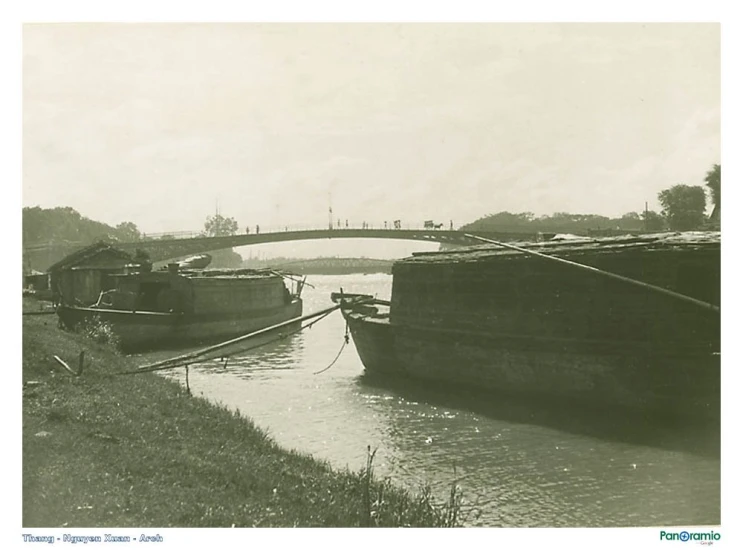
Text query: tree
200 214 242 266
657 185 707 231
133 249 150 262
208 249 243 268
202 214 239 237
704 164 721 212
617 212 643 231
22 206 120 246
115 221 142 241
641 210 666 231
133 249 152 271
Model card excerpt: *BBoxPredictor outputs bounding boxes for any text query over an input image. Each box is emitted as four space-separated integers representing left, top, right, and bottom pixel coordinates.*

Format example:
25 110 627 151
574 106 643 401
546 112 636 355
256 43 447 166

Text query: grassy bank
22 299 461 527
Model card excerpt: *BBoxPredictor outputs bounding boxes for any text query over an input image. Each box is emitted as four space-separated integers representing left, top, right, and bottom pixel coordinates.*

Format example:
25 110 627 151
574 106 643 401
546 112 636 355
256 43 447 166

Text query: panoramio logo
660 530 721 543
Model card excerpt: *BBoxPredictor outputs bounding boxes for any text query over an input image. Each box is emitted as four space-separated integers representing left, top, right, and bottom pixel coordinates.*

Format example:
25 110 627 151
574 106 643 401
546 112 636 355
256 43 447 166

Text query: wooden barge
337 232 720 422
57 265 304 351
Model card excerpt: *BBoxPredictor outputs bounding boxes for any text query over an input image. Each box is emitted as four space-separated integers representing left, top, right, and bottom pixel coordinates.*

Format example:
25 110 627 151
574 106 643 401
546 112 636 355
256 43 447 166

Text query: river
151 273 719 527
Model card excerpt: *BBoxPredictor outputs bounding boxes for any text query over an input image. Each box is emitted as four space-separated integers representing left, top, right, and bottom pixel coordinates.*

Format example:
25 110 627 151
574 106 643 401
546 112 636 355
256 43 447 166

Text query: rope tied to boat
118 305 341 375
313 321 350 375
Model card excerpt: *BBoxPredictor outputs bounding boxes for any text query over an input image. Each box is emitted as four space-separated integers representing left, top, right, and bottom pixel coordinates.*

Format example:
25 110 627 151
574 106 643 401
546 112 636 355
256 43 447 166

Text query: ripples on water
148 274 719 527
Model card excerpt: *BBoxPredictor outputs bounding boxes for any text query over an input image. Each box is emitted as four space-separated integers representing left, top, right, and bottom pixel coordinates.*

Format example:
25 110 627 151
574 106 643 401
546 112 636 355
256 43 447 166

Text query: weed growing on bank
77 315 121 349
358 446 465 527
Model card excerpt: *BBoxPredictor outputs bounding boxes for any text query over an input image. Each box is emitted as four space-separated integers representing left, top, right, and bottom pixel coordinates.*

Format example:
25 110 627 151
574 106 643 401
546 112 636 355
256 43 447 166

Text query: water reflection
192 333 307 380
351 373 720 527
356 373 720 460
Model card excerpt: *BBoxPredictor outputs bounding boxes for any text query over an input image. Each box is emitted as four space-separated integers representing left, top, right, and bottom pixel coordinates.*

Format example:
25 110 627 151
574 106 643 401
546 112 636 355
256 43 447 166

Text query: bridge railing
142 221 459 239
23 222 464 254
141 230 203 240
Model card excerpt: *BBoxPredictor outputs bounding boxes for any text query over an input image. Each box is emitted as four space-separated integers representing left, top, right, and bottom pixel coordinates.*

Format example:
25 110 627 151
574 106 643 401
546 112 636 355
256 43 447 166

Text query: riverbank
22 298 461 527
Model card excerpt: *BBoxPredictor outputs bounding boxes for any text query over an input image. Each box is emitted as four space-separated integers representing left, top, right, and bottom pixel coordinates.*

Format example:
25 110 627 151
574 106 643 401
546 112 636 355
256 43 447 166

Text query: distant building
24 270 48 288
48 242 134 306
24 270 51 299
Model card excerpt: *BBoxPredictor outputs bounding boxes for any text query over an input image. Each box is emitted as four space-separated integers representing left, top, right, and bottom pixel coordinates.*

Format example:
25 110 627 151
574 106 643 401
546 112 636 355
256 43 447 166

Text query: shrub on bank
78 315 120 348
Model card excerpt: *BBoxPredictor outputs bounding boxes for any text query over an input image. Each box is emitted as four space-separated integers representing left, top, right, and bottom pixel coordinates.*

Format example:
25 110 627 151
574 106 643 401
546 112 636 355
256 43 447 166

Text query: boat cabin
47 242 135 306
98 265 299 315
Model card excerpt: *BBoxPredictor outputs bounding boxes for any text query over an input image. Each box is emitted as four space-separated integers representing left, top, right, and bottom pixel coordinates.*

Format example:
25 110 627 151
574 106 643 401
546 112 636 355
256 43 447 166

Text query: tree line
23 162 721 254
22 209 245 268
22 208 244 246
22 206 144 246
461 163 720 234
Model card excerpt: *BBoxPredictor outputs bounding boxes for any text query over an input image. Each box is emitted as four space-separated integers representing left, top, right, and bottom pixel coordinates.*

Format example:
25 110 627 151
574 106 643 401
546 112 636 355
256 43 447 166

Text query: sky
22 22 720 257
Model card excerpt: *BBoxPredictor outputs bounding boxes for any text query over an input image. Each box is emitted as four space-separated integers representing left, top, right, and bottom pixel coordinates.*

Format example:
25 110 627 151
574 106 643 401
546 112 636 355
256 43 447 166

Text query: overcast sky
22 23 720 257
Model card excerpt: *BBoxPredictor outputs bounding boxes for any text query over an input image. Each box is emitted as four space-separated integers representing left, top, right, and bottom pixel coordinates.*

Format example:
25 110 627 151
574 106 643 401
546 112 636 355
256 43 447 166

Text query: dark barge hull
341 232 721 423
58 299 303 351
344 309 719 422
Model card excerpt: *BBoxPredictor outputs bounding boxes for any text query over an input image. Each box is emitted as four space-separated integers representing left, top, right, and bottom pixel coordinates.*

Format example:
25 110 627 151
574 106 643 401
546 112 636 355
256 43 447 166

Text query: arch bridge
23 228 546 269
115 228 542 262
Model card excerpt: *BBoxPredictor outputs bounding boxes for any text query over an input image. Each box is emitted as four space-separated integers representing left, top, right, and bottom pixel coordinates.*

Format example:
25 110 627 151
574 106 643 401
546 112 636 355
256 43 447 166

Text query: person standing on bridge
256 225 260 234
245 226 250 234
450 220 453 230
345 219 348 228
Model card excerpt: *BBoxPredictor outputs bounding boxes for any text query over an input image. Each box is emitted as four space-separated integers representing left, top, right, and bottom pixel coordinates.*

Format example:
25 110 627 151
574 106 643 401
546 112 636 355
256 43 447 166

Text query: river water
151 274 719 527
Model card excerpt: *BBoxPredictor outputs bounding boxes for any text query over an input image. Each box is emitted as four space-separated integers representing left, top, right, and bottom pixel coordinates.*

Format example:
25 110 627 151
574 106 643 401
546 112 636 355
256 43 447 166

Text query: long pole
328 190 333 230
136 304 342 371
464 234 720 313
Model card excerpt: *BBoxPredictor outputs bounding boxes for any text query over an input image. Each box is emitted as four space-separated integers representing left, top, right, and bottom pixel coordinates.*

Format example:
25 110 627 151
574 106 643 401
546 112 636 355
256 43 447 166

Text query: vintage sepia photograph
17 13 727 545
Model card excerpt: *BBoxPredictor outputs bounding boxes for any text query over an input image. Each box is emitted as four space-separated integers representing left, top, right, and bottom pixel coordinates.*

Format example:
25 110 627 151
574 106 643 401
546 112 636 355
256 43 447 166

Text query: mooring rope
131 303 343 372
118 309 338 375
313 321 350 375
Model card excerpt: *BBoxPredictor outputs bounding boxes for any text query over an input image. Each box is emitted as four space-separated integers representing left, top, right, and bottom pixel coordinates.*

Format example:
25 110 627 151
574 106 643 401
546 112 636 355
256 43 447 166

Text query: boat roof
403 231 721 264
111 267 285 280
47 241 133 272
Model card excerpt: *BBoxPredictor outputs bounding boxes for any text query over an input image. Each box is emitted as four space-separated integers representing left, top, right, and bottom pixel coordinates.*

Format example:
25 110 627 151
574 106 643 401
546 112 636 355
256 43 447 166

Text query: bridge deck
24 228 546 268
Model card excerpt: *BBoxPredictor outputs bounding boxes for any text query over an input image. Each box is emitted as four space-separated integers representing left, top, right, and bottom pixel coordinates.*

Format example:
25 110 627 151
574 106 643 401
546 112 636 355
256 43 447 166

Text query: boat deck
405 231 721 264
